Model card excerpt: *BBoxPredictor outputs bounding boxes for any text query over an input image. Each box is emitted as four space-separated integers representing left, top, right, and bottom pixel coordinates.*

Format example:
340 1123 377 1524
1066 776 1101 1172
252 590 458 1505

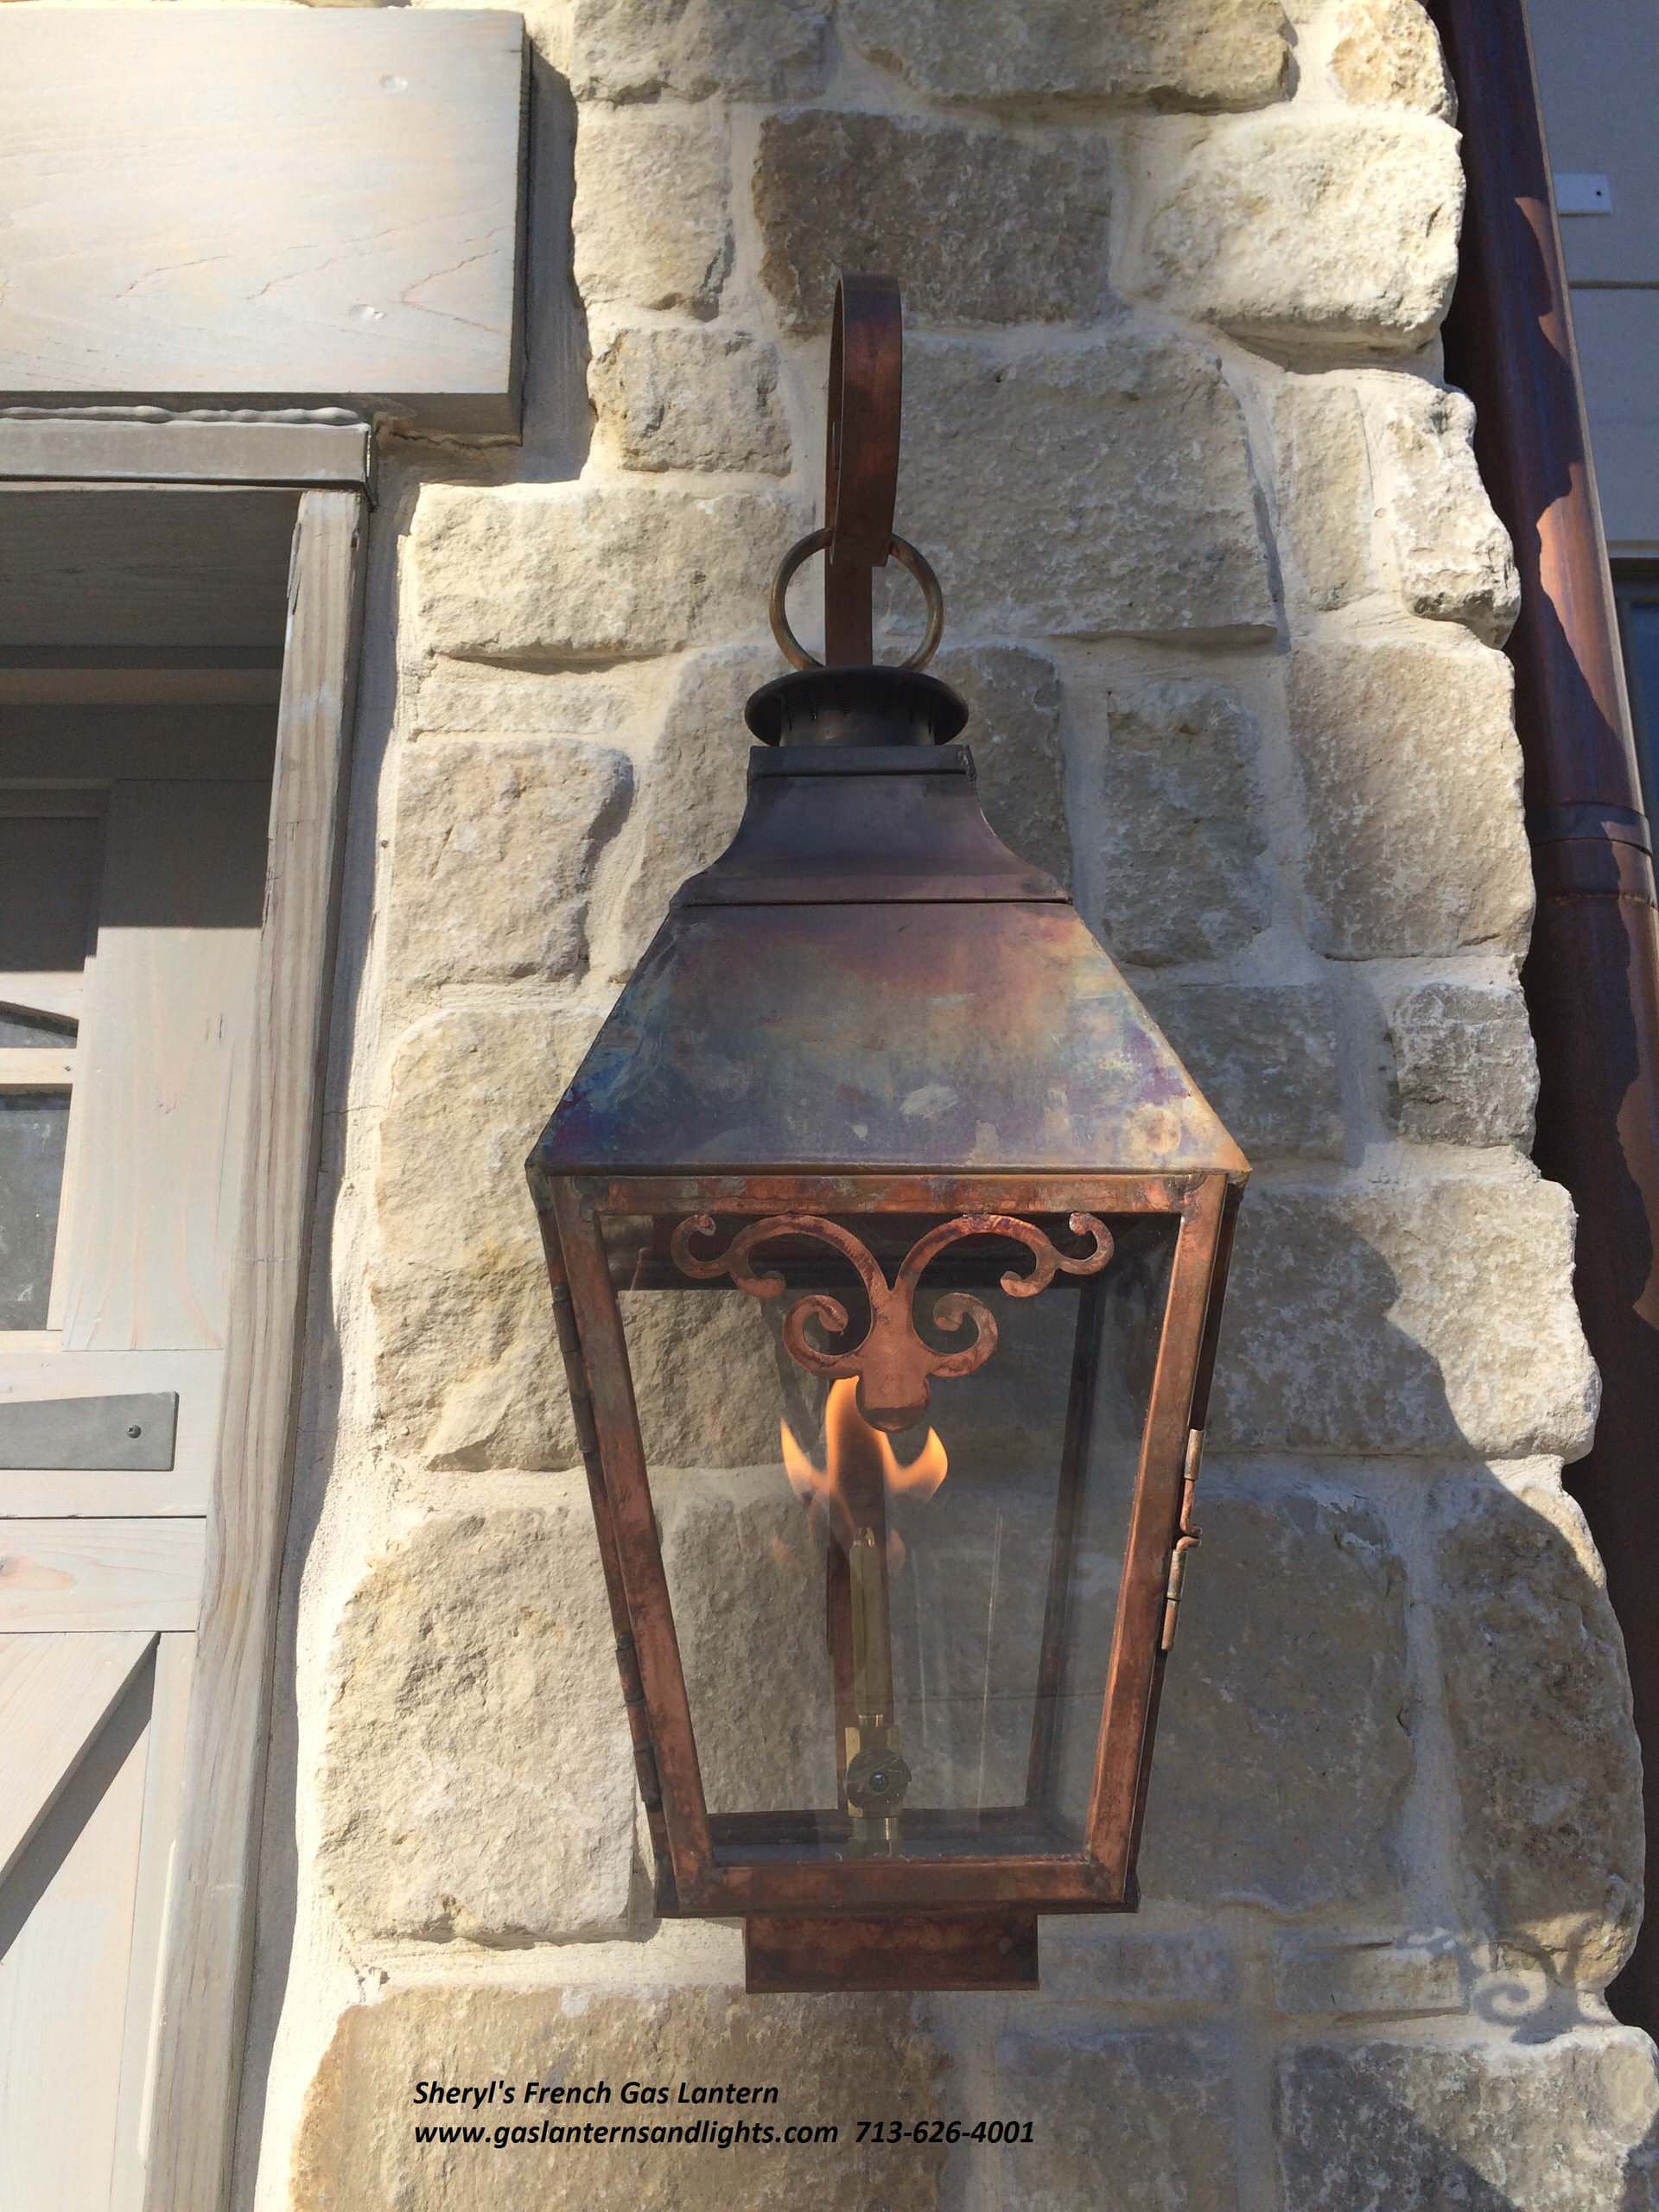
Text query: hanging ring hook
769 527 946 672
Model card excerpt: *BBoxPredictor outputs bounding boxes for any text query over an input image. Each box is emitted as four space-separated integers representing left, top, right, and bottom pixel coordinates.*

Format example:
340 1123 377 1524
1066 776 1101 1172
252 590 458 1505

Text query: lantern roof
531 666 1249 1184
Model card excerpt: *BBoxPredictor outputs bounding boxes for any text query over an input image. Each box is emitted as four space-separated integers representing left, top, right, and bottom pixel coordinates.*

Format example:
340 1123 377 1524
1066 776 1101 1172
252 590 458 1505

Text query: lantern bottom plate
743 1910 1039 1993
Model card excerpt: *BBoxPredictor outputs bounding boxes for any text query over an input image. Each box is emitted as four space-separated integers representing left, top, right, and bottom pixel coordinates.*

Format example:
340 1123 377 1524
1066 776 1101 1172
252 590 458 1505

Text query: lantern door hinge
1160 1428 1205 1653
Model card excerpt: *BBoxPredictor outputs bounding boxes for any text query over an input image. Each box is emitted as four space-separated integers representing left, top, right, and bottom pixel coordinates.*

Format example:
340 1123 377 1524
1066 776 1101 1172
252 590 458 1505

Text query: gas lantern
529 274 1249 1993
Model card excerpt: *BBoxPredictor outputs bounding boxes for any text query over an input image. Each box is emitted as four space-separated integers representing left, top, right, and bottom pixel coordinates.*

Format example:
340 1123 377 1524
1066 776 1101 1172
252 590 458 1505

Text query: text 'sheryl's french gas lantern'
530 276 1249 1993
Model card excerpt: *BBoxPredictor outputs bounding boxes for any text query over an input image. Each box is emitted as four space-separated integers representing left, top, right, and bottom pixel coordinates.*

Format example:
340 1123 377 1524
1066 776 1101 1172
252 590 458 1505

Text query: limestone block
754 111 1110 334
1211 1177 1599 1459
843 0 1287 111
1272 1934 1463 2017
894 335 1273 640
1042 1923 1237 2006
1138 1478 1409 1910
1361 378 1521 642
1435 1474 1641 1986
1274 2031 1659 2208
372 1007 601 1472
295 1986 947 2209
995 2027 1238 2209
1086 678 1270 964
1135 114 1463 355
574 108 731 320
1268 377 1373 612
588 327 790 476
621 1287 790 1470
410 484 806 663
1287 638 1531 959
1137 980 1344 1158
1327 0 1455 120
570 0 829 103
657 1479 840 1815
936 644 1069 887
387 737 631 990
413 662 645 740
316 1510 638 1944
599 647 772 980
1386 979 1536 1146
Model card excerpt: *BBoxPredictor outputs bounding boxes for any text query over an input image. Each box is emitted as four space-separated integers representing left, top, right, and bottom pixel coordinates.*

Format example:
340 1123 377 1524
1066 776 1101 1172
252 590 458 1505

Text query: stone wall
111 0 1646 2203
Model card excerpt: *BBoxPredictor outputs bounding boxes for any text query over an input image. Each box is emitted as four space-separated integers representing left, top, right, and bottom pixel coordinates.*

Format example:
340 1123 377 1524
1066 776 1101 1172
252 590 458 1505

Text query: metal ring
768 529 946 673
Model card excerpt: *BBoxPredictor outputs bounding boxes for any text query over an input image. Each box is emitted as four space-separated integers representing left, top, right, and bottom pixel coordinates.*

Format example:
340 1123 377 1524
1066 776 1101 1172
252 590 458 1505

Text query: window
0 799 101 1329
1611 565 1659 816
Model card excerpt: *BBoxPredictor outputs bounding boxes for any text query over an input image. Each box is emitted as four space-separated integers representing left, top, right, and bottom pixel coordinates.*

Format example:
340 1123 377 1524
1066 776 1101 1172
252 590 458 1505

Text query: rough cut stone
372 1007 600 1473
596 646 772 982
657 1479 840 1815
1137 980 1344 1159
894 336 1273 640
1361 377 1521 643
1135 114 1463 354
410 485 805 663
1435 1475 1641 1987
1386 979 1536 1146
589 327 790 476
317 1510 638 1944
1274 2031 1659 2209
294 1986 947 2210
386 738 631 989
1042 1924 1237 2006
935 644 1069 887
1328 0 1455 120
574 109 732 320
1269 378 1373 612
1212 1177 1599 1459
413 663 645 740
844 0 1287 111
1272 1934 1462 2018
1287 639 1531 959
995 2026 1238 2209
1086 678 1270 964
569 0 829 104
754 111 1110 334
1139 1478 1409 1911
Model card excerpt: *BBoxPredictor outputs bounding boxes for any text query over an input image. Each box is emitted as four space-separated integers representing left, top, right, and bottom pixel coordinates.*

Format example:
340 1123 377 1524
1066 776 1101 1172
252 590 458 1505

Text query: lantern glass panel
602 1208 1176 1866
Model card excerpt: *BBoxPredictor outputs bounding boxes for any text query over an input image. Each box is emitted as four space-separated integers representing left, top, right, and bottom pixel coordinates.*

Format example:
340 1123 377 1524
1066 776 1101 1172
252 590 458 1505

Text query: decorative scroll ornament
670 1211 1113 1433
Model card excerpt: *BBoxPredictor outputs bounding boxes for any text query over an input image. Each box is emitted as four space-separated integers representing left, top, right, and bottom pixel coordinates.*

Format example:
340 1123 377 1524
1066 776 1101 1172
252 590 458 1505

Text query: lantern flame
780 1377 947 1554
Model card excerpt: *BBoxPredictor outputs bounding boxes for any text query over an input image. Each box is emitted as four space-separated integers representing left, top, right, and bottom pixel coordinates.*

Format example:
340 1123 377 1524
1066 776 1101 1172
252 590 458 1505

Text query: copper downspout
1426 0 1659 2029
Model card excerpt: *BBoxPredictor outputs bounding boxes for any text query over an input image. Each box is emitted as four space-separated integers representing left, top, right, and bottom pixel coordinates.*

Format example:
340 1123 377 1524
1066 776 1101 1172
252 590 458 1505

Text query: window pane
0 1092 70 1328
0 1011 76 1048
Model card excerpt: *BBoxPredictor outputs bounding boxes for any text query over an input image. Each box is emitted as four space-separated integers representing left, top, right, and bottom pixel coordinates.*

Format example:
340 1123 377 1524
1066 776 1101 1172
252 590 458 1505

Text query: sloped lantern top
532 668 1249 1182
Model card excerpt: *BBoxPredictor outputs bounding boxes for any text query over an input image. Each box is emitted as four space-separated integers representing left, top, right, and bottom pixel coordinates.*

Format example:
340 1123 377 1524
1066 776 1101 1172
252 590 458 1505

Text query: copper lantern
528 276 1249 1993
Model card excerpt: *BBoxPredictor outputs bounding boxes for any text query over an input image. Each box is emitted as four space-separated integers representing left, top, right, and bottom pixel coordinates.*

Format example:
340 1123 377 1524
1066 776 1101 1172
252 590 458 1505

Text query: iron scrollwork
669 1211 1113 1432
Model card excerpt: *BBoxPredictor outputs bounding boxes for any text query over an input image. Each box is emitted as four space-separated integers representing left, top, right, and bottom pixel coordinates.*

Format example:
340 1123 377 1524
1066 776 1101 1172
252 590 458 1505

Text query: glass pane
0 1092 71 1328
1616 586 1659 820
0 1011 76 1048
606 1208 1175 1866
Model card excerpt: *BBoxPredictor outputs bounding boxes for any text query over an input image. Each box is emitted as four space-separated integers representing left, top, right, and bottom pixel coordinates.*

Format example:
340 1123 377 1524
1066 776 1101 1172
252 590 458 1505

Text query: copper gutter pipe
1425 0 1659 2028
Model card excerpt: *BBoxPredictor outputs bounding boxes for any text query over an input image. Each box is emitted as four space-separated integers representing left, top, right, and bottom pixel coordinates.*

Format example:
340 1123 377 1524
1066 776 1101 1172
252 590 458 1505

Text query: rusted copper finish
823 270 901 664
669 1209 1112 1431
745 1910 1041 1994
528 269 1251 1992
769 526 945 673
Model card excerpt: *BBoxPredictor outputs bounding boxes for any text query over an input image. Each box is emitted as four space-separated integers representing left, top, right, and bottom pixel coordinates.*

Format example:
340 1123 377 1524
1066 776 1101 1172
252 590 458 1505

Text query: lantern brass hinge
1160 1428 1205 1653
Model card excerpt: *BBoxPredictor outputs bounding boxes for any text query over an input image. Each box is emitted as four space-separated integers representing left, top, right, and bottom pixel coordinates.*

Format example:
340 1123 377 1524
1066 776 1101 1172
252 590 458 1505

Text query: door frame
0 418 369 2211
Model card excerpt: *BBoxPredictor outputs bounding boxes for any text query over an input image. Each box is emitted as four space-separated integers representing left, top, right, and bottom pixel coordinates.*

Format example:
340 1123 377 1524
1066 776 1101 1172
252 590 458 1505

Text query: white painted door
0 772 269 2209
